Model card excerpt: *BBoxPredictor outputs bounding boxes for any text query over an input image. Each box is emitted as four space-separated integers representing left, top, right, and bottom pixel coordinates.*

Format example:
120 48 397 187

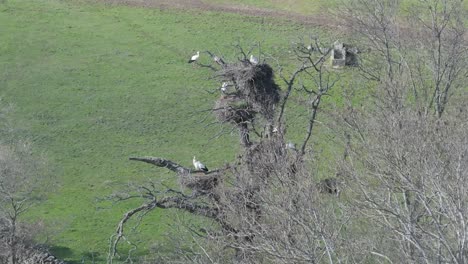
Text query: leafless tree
107 41 350 263
339 93 468 263
0 141 49 264
342 0 467 117
107 1 467 262
336 0 468 262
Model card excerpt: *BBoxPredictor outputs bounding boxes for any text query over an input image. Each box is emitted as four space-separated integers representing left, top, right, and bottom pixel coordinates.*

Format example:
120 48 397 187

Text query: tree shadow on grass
79 251 104 263
50 245 105 263
49 245 73 259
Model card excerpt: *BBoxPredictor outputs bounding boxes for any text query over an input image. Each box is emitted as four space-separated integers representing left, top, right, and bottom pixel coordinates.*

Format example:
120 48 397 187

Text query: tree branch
129 157 190 174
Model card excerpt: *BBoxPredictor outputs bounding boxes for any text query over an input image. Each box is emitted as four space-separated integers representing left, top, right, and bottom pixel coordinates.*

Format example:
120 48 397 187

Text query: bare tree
0 141 49 264
338 95 468 263
342 0 467 117
107 1 467 261
107 41 350 263
409 0 467 117
335 0 468 262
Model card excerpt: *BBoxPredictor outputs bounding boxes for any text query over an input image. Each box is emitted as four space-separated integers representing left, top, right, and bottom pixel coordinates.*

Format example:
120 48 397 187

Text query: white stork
188 51 200 63
193 156 208 172
220 82 228 93
286 142 297 150
249 54 259 65
213 55 225 66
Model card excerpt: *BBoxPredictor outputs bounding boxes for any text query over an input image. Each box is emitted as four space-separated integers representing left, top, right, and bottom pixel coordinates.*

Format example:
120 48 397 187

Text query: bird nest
180 172 220 192
218 62 280 121
242 137 287 181
214 95 255 124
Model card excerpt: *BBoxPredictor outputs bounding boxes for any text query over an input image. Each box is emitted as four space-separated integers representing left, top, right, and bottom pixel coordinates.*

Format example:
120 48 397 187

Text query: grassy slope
203 0 339 14
0 0 325 262
203 0 468 15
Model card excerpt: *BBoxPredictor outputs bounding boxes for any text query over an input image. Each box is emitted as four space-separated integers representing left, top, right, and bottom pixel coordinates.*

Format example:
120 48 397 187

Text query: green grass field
203 0 339 14
0 0 329 262
4 0 464 262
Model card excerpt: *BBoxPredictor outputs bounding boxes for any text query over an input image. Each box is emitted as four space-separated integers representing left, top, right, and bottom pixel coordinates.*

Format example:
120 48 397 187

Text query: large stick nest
218 62 280 121
242 136 288 182
180 172 221 192
214 95 255 124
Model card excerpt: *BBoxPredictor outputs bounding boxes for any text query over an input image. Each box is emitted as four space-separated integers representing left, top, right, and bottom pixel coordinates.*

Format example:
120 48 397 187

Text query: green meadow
1 0 329 262
4 0 464 262
204 0 339 14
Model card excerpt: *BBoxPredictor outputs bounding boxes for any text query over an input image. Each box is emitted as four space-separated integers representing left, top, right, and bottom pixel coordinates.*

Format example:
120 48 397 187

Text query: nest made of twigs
218 62 280 121
242 137 288 181
180 172 220 192
214 95 255 124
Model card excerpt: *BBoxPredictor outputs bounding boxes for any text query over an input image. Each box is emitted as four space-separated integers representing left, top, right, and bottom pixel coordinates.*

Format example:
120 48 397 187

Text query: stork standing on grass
188 51 200 63
249 54 259 65
193 156 208 172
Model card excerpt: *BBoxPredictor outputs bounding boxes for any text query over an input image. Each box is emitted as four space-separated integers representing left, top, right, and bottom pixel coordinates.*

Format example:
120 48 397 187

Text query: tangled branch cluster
215 62 280 123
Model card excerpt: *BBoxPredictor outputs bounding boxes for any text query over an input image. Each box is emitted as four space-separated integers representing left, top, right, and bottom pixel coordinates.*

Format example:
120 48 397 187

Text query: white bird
193 156 208 172
286 142 297 150
249 54 259 65
307 44 314 51
220 82 228 93
188 51 200 63
213 55 225 65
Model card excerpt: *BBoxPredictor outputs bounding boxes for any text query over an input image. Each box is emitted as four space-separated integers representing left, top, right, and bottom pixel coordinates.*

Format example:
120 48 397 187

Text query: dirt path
101 0 341 28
